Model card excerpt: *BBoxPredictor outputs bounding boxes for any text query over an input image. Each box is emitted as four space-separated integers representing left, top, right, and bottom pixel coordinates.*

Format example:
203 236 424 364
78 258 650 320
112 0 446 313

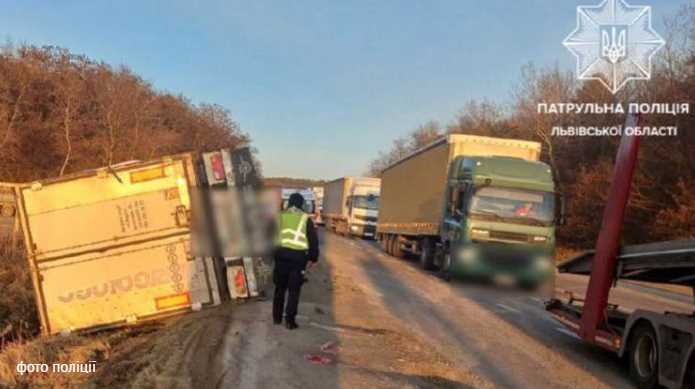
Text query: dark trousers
273 260 304 323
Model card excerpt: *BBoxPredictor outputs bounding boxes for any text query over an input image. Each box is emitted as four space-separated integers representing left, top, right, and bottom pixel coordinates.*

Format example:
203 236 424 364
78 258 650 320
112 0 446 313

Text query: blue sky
1 0 686 179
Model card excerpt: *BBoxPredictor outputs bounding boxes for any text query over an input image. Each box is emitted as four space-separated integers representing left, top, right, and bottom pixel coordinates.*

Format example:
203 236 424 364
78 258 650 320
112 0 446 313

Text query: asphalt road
94 230 693 388
321 230 695 389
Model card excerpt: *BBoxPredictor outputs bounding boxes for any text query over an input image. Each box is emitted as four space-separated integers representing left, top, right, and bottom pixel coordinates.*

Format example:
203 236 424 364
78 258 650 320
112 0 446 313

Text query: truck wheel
684 354 695 389
391 235 404 258
439 251 452 282
419 238 436 271
381 235 390 253
384 235 393 255
628 323 659 389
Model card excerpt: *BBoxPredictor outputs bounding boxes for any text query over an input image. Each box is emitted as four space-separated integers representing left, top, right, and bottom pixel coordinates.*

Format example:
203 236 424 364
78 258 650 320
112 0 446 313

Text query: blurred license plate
493 274 515 286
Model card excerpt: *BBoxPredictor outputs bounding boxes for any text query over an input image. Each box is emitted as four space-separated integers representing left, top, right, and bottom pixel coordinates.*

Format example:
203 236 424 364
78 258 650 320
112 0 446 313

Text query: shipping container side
323 178 348 218
13 154 219 334
19 155 195 262
36 235 217 334
378 141 450 236
377 135 543 237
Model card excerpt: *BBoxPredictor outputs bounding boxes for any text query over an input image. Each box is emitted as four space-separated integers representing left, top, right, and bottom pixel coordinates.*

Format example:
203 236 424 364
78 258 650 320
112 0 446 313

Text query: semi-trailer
546 113 695 389
376 134 563 289
322 177 380 239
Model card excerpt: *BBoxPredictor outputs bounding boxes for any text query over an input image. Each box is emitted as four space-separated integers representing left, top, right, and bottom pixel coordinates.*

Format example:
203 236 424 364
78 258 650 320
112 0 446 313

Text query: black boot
273 316 282 325
285 319 298 330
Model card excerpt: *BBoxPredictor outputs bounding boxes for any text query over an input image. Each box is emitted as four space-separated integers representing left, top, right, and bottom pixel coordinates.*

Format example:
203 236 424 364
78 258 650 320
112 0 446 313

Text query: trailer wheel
381 234 389 254
384 234 393 255
391 235 404 258
419 238 436 271
684 353 695 389
628 322 659 389
439 249 452 282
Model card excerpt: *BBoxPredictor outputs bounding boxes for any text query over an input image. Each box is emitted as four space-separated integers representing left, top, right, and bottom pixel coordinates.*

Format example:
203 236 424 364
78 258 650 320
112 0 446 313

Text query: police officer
273 192 319 329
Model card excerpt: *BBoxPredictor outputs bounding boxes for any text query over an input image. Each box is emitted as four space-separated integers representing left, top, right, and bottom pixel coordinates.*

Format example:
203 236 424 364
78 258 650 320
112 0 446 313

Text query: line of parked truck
312 124 694 389
317 134 561 290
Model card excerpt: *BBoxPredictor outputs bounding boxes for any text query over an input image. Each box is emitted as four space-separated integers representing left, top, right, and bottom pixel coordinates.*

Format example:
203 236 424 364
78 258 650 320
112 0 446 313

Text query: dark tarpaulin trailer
557 239 695 287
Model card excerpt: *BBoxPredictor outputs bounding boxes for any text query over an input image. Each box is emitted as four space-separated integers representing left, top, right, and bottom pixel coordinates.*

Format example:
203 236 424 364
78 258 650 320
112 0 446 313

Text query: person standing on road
273 192 319 329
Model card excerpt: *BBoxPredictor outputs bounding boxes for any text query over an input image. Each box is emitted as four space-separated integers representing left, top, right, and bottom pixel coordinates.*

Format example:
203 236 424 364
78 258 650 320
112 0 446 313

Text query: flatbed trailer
546 113 695 389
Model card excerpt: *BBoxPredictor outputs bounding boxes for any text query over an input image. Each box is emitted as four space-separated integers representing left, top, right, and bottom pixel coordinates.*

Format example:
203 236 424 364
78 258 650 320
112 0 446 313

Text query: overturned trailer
15 154 224 335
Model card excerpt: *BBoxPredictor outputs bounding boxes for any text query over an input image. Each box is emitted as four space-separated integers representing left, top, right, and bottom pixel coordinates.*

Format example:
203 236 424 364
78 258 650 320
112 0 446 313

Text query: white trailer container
322 177 380 238
16 154 222 334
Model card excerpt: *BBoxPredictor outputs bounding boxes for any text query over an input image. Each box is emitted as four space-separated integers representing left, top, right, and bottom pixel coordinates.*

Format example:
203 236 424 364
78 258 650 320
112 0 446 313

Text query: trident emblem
601 26 627 64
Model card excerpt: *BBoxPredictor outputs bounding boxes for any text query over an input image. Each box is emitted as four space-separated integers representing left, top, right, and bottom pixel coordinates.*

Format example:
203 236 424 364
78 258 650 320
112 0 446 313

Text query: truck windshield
352 195 379 210
468 187 554 226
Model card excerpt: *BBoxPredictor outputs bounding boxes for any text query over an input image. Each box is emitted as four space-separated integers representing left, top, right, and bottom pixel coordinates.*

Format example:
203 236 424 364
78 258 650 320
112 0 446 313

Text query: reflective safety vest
276 207 309 250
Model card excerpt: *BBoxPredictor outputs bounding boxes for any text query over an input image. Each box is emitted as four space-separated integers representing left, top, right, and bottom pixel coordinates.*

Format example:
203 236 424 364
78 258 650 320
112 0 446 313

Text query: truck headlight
532 236 547 242
534 258 551 271
350 225 359 231
458 247 477 265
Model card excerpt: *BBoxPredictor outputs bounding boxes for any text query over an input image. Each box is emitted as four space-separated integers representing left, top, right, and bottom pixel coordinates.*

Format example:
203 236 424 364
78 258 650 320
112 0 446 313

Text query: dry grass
0 239 111 388
0 240 39 346
0 334 110 388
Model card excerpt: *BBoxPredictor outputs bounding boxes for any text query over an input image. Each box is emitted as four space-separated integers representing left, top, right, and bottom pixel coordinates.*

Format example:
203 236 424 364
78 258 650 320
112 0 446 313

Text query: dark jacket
274 217 319 267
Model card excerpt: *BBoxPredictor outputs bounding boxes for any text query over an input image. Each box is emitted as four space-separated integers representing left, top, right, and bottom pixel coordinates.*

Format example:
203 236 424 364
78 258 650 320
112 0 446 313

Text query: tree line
367 7 695 248
0 44 249 182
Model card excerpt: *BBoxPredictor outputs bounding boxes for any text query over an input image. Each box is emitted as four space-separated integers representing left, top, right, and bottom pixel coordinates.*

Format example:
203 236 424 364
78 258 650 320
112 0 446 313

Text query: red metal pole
579 113 642 341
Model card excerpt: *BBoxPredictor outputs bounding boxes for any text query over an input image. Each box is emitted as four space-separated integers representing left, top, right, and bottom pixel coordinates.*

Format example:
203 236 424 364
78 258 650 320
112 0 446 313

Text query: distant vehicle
323 177 380 239
312 186 325 226
281 188 319 224
377 134 562 289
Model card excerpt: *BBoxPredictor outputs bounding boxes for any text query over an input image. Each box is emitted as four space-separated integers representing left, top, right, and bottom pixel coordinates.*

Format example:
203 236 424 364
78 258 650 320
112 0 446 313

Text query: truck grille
488 230 530 243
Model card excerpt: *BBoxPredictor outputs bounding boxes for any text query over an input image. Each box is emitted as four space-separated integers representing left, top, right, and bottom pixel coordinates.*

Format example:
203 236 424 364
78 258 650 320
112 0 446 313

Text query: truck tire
439 249 452 282
628 322 659 389
419 237 436 271
381 235 390 253
391 235 404 258
684 354 695 389
384 234 393 255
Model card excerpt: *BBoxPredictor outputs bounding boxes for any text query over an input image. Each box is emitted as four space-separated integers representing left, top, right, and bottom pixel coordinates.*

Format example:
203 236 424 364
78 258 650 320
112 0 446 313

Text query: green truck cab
377 134 563 289
440 156 558 288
